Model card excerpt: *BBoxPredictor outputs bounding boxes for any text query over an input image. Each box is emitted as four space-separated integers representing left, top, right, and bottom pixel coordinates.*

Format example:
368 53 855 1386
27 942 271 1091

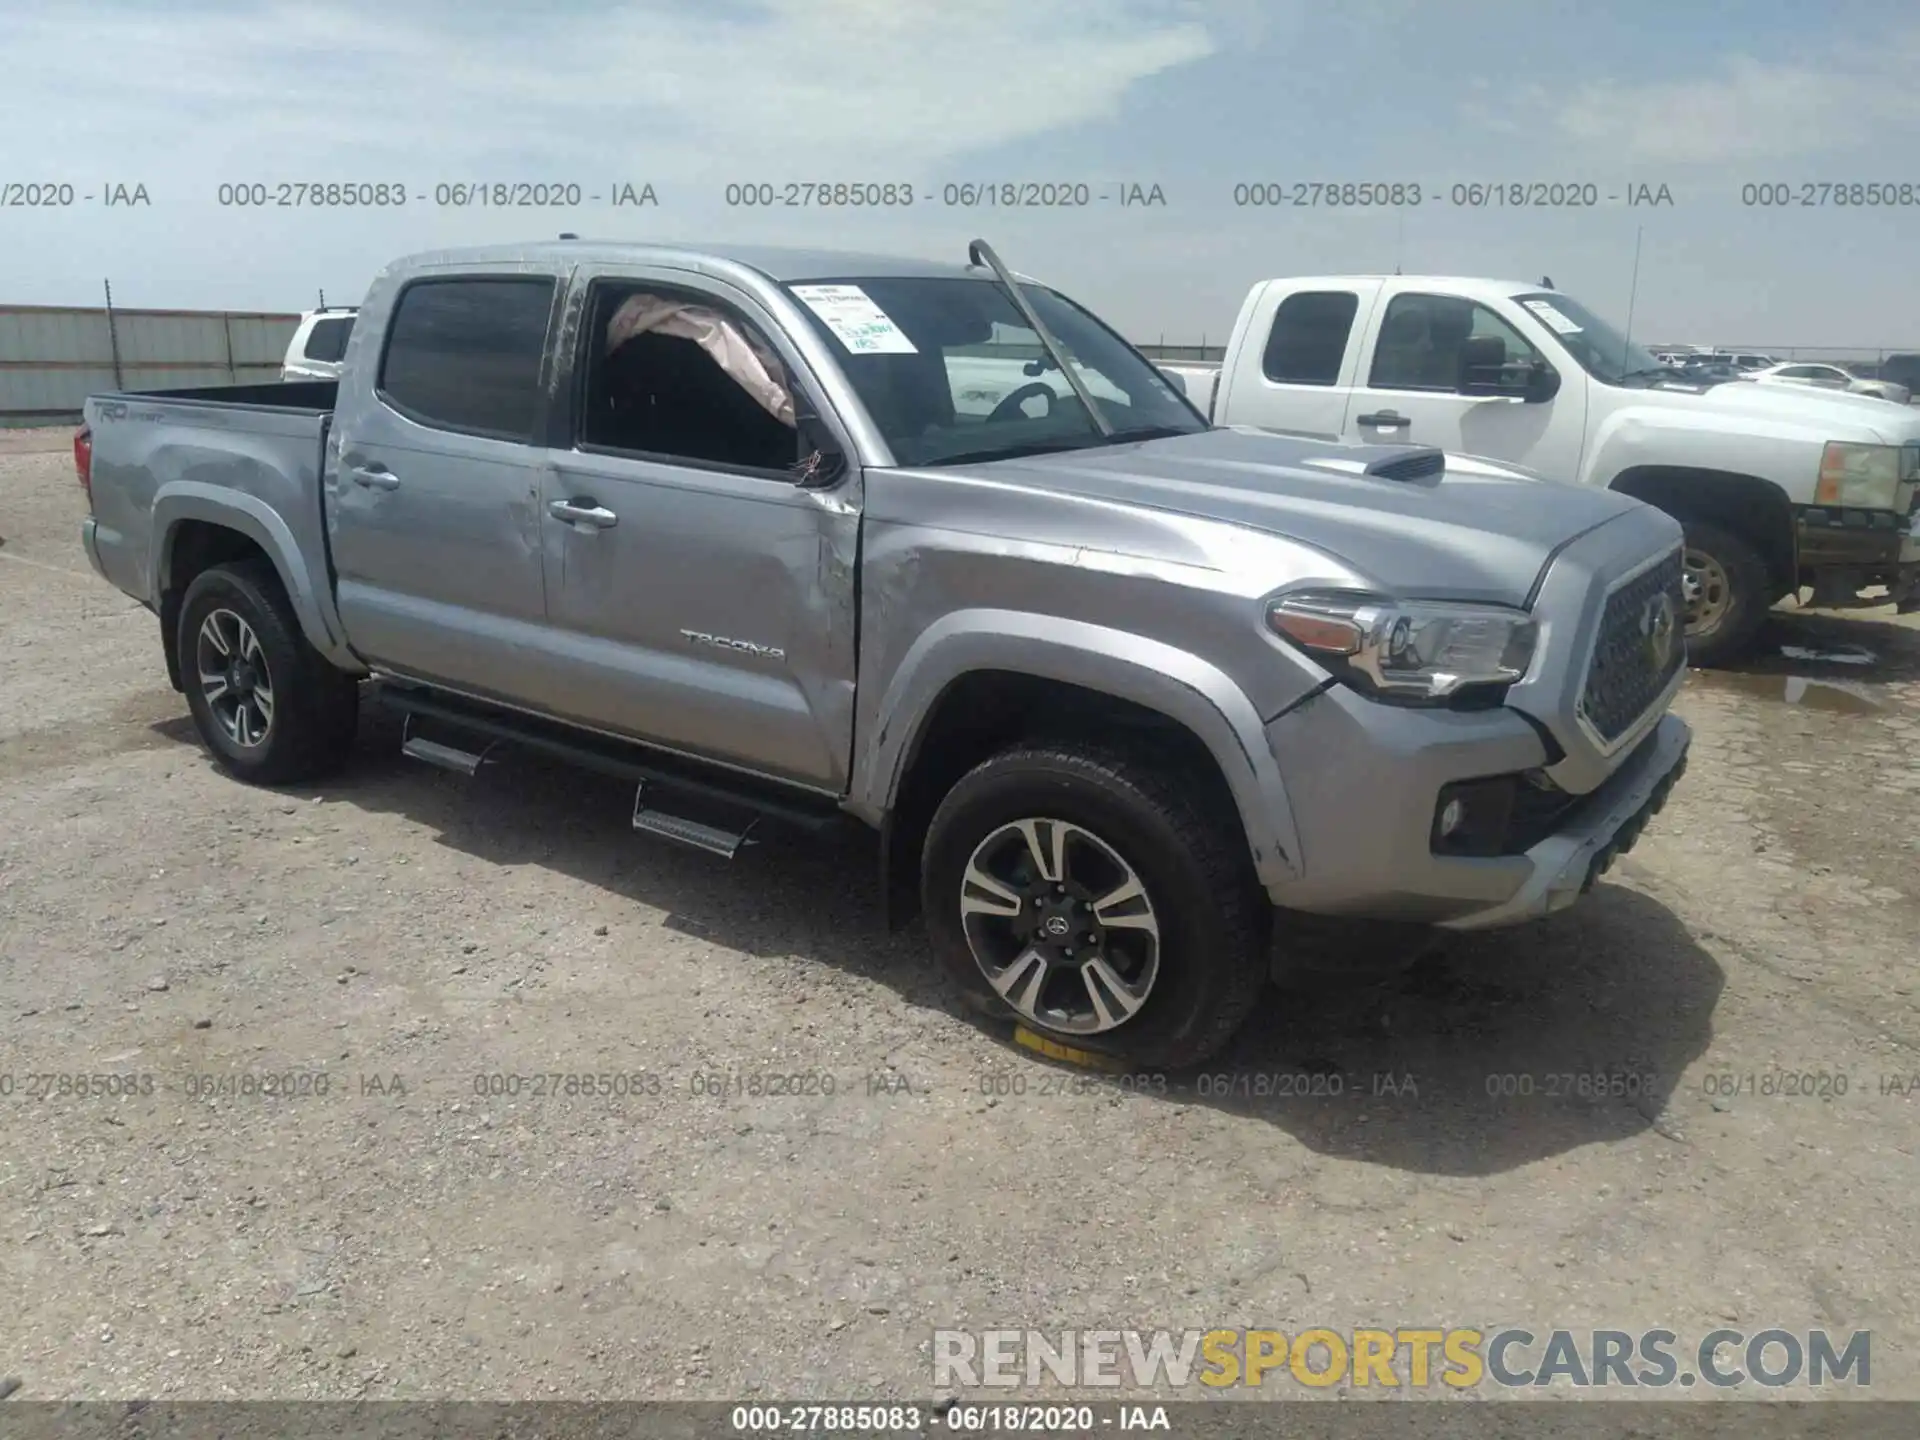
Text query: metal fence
1135 340 1227 363
0 300 300 426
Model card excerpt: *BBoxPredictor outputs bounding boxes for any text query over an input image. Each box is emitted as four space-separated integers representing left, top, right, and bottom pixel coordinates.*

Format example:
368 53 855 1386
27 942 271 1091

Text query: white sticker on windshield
1522 299 1583 335
790 284 918 355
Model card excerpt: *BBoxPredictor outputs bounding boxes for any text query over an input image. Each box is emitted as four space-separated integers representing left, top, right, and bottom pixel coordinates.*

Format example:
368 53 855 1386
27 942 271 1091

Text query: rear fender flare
151 484 356 666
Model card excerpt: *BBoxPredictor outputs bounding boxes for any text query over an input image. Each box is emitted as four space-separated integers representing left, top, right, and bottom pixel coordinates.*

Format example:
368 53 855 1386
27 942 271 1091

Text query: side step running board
633 782 758 859
401 736 486 775
370 682 842 863
399 713 497 775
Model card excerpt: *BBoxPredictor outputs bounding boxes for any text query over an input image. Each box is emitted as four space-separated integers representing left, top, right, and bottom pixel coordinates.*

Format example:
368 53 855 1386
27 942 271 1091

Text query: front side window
781 275 1205 467
576 283 801 473
378 277 556 440
1368 294 1542 392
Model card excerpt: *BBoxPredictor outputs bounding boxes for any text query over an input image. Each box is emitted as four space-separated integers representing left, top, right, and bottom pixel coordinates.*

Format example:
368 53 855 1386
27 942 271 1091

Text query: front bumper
1262 679 1692 929
1796 503 1920 587
1435 713 1690 930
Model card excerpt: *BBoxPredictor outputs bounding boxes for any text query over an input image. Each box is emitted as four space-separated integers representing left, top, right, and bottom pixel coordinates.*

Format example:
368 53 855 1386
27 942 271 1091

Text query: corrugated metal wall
0 305 300 425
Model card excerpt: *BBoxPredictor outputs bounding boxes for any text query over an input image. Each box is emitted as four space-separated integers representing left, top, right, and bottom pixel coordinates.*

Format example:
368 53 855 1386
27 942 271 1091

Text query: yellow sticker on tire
1012 1025 1127 1071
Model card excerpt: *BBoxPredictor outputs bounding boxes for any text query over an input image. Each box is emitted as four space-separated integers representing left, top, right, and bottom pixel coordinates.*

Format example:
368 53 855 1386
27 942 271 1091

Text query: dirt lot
2 427 1918 1404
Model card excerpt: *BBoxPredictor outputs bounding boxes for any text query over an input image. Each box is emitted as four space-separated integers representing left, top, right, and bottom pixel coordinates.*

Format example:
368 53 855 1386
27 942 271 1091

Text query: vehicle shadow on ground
146 706 1727 1177
1198 886 1723 1174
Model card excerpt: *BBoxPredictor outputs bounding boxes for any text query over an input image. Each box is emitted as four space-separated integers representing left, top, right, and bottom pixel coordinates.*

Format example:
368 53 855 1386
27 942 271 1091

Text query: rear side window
378 278 557 440
303 316 354 363
1261 291 1358 385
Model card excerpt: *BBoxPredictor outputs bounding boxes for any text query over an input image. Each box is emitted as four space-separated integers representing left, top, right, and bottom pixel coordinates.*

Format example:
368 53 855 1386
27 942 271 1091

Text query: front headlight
1817 441 1915 510
1265 591 1537 704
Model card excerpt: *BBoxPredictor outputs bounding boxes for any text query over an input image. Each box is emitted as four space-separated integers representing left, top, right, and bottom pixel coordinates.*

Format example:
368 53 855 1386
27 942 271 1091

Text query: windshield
781 276 1207 466
1511 290 1666 385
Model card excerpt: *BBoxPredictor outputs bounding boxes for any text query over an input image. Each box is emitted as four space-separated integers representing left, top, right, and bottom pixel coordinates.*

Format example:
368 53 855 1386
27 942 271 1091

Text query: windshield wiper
923 438 1101 467
1103 423 1195 444
967 238 1114 439
1616 366 1677 385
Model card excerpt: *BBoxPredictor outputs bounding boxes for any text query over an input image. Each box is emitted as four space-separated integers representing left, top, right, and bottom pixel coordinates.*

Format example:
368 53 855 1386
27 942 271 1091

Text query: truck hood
1645 374 1920 441
957 427 1655 606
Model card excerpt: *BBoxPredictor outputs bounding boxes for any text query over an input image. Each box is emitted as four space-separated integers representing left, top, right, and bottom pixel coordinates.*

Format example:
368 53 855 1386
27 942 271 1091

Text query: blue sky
3 0 1917 349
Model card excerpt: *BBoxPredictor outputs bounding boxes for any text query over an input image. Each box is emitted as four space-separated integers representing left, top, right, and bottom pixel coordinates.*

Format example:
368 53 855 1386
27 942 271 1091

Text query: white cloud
1471 26 1920 165
0 0 1218 178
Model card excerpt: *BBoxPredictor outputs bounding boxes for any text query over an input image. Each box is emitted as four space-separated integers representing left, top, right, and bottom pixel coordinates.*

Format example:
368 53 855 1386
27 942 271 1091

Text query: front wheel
178 560 359 785
920 743 1269 1070
1678 521 1771 669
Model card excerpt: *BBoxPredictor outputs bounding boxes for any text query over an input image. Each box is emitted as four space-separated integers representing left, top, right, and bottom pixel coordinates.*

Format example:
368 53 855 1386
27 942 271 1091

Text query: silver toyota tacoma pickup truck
75 237 1692 1068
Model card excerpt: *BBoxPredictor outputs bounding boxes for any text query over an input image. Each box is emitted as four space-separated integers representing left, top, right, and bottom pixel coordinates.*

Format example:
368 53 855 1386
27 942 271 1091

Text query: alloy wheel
958 817 1161 1035
196 607 276 748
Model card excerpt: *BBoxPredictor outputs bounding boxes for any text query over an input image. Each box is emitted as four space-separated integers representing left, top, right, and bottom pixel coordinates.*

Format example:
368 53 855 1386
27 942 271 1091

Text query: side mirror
1458 336 1523 397
791 412 849 488
1523 362 1561 404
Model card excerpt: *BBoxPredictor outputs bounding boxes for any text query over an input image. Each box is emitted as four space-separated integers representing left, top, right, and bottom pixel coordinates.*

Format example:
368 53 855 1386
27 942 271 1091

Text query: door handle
548 498 619 529
1355 411 1410 429
349 466 401 490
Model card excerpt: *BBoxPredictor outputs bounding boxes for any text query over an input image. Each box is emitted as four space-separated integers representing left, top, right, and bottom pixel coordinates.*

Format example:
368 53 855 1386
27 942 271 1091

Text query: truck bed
81 381 339 637
94 379 338 413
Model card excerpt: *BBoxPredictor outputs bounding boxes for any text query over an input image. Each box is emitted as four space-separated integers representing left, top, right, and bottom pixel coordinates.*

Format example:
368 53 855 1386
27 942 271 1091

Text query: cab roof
390 239 992 284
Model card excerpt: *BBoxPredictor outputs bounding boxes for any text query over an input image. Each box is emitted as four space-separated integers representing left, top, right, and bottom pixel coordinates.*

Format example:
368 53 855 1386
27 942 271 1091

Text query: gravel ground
2 428 1917 1403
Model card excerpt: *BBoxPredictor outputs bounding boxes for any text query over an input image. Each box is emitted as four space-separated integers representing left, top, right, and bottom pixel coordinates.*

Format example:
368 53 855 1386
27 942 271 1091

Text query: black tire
1678 521 1770 668
177 560 359 785
920 742 1270 1070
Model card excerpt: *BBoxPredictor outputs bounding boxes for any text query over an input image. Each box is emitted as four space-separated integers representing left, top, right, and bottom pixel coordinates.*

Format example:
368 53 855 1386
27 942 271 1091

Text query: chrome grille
1578 547 1686 747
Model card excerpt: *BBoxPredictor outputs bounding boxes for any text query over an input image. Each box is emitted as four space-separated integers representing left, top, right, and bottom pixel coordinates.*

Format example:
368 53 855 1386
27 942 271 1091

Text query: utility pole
102 278 124 389
1620 225 1644 370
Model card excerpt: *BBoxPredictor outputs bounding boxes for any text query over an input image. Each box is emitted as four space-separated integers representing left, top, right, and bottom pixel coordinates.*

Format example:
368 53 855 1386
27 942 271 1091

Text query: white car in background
280 307 356 381
1745 360 1910 406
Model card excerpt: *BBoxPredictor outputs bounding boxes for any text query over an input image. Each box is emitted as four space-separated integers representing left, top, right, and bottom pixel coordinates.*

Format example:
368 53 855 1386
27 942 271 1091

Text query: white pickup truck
1156 277 1920 666
280 306 357 382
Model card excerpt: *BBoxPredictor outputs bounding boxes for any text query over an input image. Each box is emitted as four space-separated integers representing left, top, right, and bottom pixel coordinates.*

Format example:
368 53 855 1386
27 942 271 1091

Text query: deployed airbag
606 293 796 426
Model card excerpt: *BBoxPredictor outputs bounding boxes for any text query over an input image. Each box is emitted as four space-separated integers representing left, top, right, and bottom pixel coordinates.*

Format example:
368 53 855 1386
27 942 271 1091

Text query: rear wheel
920 742 1269 1069
178 560 359 784
1679 521 1770 668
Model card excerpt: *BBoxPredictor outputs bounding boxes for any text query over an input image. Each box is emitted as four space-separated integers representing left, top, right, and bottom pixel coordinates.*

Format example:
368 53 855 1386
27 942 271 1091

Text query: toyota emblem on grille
1641 589 1678 671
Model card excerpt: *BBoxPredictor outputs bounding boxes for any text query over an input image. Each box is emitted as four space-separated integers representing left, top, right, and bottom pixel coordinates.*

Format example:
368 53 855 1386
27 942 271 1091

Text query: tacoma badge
680 629 786 662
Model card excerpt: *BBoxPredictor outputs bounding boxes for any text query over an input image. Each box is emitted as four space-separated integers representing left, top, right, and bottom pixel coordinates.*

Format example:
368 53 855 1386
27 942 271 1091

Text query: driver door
531 265 863 793
1341 289 1587 478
